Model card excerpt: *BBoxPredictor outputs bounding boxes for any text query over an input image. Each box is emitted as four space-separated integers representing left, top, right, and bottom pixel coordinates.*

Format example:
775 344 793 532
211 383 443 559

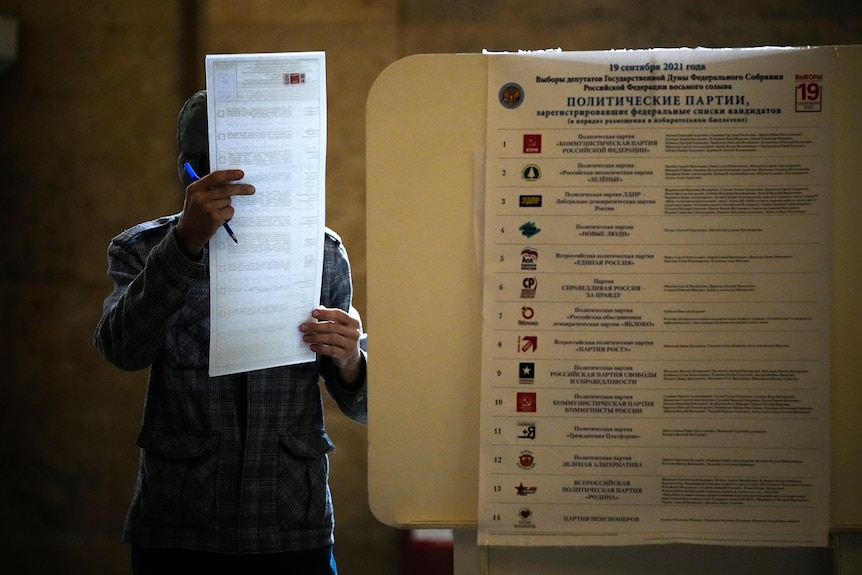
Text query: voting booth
366 47 862 574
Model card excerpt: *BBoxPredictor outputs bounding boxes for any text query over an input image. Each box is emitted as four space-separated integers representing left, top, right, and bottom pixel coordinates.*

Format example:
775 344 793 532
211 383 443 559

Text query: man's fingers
305 334 355 361
310 307 360 330
190 170 255 198
301 323 359 343
301 310 360 356
199 169 245 186
219 204 236 223
209 182 255 199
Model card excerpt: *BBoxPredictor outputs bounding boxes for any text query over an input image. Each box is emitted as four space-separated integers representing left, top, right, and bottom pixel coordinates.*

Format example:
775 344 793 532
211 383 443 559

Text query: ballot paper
205 52 326 376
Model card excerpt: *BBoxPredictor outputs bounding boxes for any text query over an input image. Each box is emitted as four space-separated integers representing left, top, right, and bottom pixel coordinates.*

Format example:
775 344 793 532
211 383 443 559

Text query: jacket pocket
136 427 220 527
277 431 335 529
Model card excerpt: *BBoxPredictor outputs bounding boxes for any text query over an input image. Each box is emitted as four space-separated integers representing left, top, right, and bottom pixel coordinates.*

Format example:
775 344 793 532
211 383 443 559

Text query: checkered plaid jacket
94 214 367 554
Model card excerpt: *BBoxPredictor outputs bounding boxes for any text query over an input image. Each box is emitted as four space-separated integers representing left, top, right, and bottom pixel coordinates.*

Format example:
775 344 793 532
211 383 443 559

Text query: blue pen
183 161 239 244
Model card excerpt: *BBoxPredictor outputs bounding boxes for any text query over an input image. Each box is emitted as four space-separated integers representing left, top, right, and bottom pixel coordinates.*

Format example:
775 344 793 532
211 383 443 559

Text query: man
94 90 367 574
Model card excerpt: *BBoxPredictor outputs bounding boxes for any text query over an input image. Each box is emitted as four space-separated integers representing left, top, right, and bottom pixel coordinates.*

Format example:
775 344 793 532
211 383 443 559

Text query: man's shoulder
111 214 179 249
324 226 342 246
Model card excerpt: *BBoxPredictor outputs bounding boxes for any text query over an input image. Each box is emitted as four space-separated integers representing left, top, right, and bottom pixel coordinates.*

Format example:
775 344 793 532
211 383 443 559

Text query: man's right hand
175 169 256 259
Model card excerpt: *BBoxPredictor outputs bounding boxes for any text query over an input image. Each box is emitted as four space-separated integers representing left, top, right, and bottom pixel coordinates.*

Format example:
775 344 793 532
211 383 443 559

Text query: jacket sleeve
93 225 206 371
319 231 368 424
320 336 368 424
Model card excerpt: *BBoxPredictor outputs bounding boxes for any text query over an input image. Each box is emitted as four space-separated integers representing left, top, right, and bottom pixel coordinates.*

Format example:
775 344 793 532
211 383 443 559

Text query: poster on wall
478 47 833 546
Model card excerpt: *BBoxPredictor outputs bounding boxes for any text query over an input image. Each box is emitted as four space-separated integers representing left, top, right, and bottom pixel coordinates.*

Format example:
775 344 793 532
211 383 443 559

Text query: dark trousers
131 545 338 575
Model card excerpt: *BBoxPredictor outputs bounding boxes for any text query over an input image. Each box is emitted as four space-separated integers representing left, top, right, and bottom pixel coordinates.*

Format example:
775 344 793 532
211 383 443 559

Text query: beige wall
0 1 859 573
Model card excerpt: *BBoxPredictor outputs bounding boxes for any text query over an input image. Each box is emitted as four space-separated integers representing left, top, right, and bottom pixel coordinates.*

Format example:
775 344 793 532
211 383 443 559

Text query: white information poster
478 47 833 546
206 52 326 376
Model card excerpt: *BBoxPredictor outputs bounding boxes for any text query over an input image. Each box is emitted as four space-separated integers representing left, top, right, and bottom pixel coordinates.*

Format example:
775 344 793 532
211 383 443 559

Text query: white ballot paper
206 52 326 376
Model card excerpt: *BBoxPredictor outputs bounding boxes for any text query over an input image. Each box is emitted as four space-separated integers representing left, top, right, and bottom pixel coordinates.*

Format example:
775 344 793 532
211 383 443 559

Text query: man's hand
300 306 363 387
175 169 256 259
